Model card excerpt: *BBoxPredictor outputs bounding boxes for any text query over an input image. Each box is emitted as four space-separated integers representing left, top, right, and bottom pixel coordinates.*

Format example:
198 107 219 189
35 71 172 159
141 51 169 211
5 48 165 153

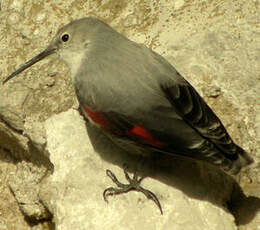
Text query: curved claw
106 169 124 187
103 187 116 202
140 188 163 215
103 165 164 215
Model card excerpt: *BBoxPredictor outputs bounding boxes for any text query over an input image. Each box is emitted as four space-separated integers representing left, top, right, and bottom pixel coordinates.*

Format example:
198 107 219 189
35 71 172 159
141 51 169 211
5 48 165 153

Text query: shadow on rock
227 183 260 226
86 124 259 225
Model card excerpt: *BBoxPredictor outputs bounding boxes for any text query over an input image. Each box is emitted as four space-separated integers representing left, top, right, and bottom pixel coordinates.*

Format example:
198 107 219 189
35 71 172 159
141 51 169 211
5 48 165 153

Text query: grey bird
3 17 253 214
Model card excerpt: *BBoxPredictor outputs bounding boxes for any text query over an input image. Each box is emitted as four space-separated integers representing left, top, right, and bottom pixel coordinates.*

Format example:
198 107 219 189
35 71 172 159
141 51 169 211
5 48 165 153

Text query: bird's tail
226 146 254 175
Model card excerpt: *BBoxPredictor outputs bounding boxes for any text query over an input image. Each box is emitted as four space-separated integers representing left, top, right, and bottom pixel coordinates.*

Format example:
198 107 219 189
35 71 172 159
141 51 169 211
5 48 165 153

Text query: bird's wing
79 71 253 174
160 74 238 158
159 73 253 173
81 101 234 171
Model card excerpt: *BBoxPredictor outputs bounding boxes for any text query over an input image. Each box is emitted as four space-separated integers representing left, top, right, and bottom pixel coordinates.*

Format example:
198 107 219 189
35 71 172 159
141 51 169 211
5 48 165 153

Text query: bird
3 17 253 214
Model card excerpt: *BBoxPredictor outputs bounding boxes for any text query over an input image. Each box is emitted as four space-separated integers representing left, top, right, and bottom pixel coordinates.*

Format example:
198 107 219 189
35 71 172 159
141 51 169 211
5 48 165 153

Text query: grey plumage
3 17 253 175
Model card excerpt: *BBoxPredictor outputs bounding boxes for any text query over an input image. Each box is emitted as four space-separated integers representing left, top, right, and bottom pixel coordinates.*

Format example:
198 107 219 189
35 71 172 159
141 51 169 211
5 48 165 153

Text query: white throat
60 50 86 82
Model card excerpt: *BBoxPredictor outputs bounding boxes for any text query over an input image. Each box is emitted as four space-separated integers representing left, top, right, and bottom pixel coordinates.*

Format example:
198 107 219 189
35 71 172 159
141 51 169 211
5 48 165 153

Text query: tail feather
225 146 254 175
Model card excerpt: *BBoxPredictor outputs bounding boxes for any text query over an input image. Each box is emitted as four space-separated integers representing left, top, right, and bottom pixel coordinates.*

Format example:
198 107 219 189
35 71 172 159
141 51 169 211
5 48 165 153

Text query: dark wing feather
81 103 234 170
160 73 253 173
80 71 253 174
161 79 237 157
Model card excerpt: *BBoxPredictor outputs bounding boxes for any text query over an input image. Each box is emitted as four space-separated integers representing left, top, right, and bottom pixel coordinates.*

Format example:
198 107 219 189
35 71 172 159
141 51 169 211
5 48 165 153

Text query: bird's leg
103 163 163 215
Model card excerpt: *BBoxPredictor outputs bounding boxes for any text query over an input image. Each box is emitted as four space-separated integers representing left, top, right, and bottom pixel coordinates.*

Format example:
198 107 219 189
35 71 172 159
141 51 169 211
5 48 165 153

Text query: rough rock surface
0 150 30 230
42 109 237 230
0 0 259 230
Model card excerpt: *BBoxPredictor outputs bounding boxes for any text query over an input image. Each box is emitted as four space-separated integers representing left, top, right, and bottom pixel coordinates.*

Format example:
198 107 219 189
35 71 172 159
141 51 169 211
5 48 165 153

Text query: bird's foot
103 164 163 215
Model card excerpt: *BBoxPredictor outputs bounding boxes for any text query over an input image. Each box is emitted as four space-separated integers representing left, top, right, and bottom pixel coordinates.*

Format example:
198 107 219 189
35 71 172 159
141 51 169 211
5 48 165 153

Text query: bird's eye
61 33 70 42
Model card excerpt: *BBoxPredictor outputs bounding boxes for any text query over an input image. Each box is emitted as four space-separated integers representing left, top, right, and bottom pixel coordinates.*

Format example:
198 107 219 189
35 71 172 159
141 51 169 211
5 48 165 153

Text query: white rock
44 109 237 230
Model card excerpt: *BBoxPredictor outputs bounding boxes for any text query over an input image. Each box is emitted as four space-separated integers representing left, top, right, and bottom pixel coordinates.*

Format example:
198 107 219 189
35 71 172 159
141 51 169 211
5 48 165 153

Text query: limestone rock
0 0 259 229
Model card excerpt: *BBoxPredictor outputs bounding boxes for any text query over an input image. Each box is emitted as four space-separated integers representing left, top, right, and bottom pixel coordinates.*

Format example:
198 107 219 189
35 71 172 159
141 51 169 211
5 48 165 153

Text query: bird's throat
60 50 86 82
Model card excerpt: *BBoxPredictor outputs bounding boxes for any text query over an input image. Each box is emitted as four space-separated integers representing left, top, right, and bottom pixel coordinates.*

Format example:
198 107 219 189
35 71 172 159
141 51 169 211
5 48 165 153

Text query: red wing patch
127 125 166 147
82 106 166 148
83 107 109 129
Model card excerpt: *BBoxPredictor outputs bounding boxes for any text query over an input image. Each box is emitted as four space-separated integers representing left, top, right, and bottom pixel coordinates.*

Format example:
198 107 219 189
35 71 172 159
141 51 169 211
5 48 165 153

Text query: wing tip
224 148 254 175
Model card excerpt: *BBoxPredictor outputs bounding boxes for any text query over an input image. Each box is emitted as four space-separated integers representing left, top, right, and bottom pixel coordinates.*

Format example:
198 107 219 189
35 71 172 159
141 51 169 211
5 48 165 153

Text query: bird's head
3 17 115 84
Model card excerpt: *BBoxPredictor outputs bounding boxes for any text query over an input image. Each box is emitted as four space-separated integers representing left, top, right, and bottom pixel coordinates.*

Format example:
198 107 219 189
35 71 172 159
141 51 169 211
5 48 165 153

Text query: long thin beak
2 46 57 84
